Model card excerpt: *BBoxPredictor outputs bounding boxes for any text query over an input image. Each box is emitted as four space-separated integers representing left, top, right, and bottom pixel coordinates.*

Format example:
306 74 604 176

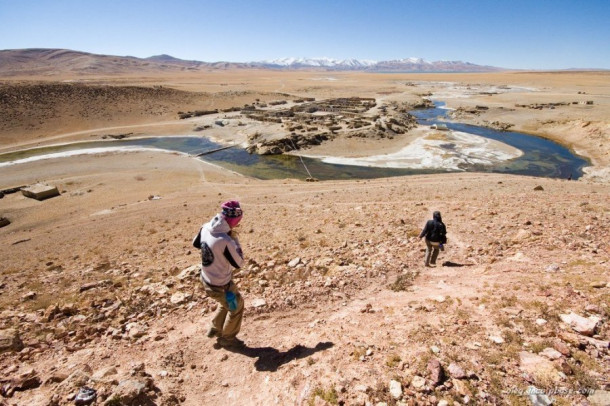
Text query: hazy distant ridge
0 48 503 75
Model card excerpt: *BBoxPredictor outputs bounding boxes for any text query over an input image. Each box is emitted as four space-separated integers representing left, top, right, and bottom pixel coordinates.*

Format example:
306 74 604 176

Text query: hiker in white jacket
193 200 245 348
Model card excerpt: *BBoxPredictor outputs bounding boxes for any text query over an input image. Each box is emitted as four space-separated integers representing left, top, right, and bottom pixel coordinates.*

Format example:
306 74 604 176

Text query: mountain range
0 48 504 76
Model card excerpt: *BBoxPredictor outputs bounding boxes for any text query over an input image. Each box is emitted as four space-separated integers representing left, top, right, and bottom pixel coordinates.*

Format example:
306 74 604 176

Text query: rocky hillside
0 158 608 405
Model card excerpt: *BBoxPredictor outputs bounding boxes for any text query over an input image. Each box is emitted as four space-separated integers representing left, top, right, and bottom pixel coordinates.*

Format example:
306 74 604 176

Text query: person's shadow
219 341 334 372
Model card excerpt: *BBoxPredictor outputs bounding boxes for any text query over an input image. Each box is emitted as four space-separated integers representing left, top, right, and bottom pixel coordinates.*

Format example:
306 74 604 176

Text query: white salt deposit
311 130 523 170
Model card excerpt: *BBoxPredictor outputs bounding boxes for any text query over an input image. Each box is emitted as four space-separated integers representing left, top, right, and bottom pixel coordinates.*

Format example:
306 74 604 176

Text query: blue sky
1 0 608 69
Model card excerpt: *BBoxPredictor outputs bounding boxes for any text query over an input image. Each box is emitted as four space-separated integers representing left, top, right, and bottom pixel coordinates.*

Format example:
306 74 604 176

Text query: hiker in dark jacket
419 211 447 267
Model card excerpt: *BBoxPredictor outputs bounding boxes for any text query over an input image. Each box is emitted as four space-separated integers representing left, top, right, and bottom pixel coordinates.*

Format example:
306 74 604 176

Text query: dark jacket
419 213 447 244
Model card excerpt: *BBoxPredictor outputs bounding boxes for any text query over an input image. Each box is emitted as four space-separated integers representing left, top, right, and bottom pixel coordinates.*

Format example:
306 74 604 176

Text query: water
411 102 589 179
0 102 589 180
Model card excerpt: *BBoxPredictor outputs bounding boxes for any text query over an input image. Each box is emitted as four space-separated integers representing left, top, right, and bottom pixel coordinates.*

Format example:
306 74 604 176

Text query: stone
411 376 426 390
21 291 37 301
288 257 301 268
177 264 199 280
519 352 560 383
0 369 41 397
452 379 472 397
545 264 560 272
43 304 61 321
389 379 402 399
447 363 466 379
539 347 562 360
589 281 607 288
527 386 552 406
588 389 610 406
92 367 118 381
552 341 571 356
170 291 192 305
535 318 548 326
21 183 60 200
560 312 600 336
106 379 148 405
0 328 24 353
489 335 504 344
126 322 147 339
513 229 531 242
533 185 544 191
250 298 267 308
427 358 445 387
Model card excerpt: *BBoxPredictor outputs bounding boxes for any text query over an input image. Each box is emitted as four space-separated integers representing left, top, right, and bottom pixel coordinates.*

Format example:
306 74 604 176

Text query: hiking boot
206 327 219 338
217 337 245 348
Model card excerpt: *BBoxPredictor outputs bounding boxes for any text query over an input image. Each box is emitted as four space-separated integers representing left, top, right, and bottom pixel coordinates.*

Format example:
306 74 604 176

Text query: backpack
430 220 446 243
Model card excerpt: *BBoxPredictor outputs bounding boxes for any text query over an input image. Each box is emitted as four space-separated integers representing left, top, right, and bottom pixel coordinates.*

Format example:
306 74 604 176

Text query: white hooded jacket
194 214 244 286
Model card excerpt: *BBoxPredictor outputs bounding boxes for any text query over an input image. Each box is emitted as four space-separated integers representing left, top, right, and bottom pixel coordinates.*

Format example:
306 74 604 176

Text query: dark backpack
429 221 446 243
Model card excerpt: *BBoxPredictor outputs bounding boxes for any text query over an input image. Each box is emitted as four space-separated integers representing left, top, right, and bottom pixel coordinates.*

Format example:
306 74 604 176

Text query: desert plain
0 66 609 405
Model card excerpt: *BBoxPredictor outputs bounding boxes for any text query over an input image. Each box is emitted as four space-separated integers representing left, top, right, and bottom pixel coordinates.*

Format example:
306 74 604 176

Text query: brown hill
0 48 211 77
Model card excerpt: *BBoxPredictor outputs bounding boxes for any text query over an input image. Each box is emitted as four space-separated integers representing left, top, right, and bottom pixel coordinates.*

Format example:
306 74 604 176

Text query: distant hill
0 48 504 76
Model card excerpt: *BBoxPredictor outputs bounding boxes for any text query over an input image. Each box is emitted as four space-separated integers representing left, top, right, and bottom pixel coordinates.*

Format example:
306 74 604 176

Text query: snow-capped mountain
0 49 505 76
253 57 501 72
258 57 377 68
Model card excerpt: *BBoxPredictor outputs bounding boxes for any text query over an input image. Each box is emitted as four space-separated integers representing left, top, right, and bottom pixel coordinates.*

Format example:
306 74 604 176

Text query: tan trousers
201 276 244 340
425 239 440 265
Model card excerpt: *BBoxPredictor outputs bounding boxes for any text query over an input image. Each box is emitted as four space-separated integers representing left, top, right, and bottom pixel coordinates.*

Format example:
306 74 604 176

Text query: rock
589 281 607 288
588 389 610 406
170 291 192 305
430 345 440 354
539 347 562 360
519 352 560 383
411 376 426 390
21 291 37 301
447 363 466 379
512 229 531 242
0 369 41 397
140 283 169 296
559 331 609 349
533 185 544 191
545 264 560 272
489 335 504 344
79 280 111 292
354 384 369 393
0 328 24 353
43 304 61 321
251 298 267 308
92 367 118 381
105 379 149 405
535 318 548 326
427 358 445 387
560 312 600 336
552 341 571 356
527 386 552 406
452 379 472 397
585 304 602 314
389 379 402 399
125 322 147 339
288 257 301 268
177 264 199 280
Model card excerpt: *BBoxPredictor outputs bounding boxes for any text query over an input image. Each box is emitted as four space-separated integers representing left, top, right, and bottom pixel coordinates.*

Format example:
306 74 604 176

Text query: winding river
0 102 590 180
